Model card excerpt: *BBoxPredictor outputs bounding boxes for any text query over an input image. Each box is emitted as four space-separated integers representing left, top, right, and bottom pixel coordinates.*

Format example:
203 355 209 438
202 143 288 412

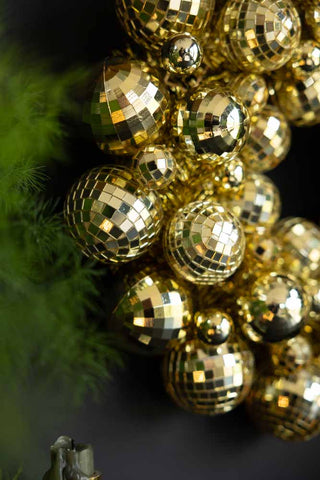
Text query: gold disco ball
111 269 192 354
269 335 313 374
273 217 320 280
305 1 320 42
164 201 246 285
64 166 163 264
116 0 215 50
173 87 249 164
132 145 177 190
83 58 169 155
219 0 301 73
213 157 246 194
221 172 281 234
284 39 320 80
275 70 320 127
163 337 254 415
246 364 320 441
239 272 309 343
228 73 269 114
239 105 291 172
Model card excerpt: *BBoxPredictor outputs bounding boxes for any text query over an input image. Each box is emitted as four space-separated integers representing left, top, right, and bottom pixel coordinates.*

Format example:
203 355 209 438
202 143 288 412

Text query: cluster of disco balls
65 0 320 441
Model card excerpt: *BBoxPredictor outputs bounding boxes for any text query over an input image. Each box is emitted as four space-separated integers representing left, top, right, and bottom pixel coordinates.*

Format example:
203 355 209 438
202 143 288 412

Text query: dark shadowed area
2 1 320 479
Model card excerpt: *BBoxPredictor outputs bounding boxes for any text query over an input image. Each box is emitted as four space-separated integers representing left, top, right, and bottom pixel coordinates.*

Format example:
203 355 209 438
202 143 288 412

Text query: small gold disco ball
269 335 313 374
65 166 163 264
111 270 192 354
163 337 254 415
83 58 169 155
246 365 320 441
246 233 282 269
164 201 246 285
132 145 177 190
174 87 249 164
239 105 291 173
284 40 320 80
239 272 309 343
221 172 281 234
213 158 246 194
275 70 320 127
274 217 320 279
219 0 301 73
116 0 215 50
195 309 234 345
161 34 202 75
228 73 269 114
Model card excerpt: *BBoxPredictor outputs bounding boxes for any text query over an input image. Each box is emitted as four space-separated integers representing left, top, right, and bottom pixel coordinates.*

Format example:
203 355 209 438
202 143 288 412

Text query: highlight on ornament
63 0 320 441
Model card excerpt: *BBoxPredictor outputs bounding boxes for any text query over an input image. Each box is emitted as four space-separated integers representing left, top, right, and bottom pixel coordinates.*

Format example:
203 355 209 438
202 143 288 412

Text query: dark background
3 1 320 479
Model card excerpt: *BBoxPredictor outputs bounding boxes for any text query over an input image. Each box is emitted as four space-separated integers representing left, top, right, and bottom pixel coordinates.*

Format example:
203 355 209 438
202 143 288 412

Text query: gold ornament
65 166 163 264
174 87 249 164
213 158 246 194
275 70 320 126
163 337 254 415
305 1 320 42
133 145 177 190
161 34 202 75
284 39 320 80
274 217 320 279
83 58 169 155
219 0 301 73
116 0 215 50
111 269 192 354
246 233 282 269
228 73 269 114
246 364 320 441
221 173 281 234
240 105 291 173
195 309 233 345
239 272 309 343
269 335 313 374
164 201 246 285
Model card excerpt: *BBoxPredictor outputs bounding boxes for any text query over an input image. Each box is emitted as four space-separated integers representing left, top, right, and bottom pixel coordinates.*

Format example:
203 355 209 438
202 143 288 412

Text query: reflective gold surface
83 58 169 155
174 87 249 163
285 40 320 80
116 0 215 50
229 73 269 114
195 309 233 345
276 70 320 126
221 173 281 234
240 105 291 172
163 338 254 415
220 0 301 73
305 1 320 42
165 201 246 285
274 217 320 279
133 145 177 190
246 233 282 268
161 34 202 75
269 335 313 374
112 270 192 353
213 158 245 194
65 166 163 263
239 272 309 343
246 365 320 441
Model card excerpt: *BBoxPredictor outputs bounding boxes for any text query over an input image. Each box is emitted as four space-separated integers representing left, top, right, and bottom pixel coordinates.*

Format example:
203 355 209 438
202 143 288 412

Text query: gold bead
269 335 313 374
239 272 309 343
161 34 202 75
174 87 249 164
273 217 320 280
116 0 215 51
213 157 246 194
275 70 320 127
228 73 269 114
163 338 254 415
240 105 291 173
285 39 320 80
111 269 192 354
133 145 177 190
83 58 169 155
195 309 234 345
219 0 301 73
246 364 320 441
65 166 163 264
164 201 246 285
221 173 281 234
